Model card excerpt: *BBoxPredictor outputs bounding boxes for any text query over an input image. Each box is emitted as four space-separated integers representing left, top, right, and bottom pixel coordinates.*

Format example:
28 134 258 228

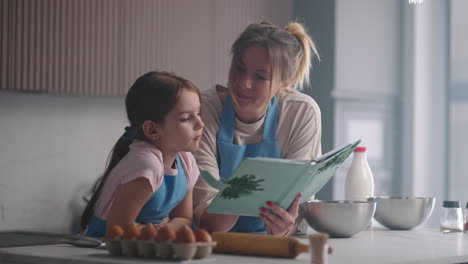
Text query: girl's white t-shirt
94 140 200 220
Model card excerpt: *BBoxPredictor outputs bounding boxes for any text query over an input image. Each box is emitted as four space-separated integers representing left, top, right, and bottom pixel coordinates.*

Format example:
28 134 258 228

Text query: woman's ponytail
285 22 320 90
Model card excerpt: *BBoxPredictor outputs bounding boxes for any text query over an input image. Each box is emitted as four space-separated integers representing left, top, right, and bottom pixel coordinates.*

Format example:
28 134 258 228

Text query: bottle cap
443 201 460 208
354 146 367 152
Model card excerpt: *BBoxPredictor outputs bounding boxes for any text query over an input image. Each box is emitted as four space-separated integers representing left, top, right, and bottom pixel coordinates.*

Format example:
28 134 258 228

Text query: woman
193 21 322 236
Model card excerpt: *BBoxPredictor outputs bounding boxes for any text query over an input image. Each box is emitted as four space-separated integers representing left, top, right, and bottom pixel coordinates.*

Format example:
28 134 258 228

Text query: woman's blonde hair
229 21 320 93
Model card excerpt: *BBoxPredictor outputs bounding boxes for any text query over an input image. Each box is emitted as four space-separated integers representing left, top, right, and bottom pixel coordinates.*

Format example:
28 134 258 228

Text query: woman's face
229 44 285 123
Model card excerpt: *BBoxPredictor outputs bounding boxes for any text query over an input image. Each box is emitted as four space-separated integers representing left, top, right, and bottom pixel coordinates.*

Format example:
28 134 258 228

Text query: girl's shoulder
178 152 200 187
178 152 198 172
129 140 164 158
108 141 165 193
125 141 165 170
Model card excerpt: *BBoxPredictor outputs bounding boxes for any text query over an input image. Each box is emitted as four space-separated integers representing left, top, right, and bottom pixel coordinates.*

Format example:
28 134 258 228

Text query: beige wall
0 0 292 95
0 0 293 233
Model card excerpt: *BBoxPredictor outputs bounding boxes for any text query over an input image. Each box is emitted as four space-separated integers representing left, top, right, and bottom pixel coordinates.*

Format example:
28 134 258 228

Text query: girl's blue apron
85 155 188 237
217 96 281 233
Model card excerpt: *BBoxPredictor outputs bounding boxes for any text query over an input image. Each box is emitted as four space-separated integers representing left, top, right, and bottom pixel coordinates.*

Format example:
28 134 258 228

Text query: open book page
276 140 361 206
313 139 361 164
202 140 361 216
202 160 311 216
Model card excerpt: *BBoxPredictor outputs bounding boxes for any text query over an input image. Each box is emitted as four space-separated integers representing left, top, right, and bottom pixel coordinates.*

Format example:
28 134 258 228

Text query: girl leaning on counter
80 71 204 237
193 21 322 236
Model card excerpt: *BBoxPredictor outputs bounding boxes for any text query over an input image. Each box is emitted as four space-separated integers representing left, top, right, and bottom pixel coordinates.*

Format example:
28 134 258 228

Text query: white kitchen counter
0 228 467 264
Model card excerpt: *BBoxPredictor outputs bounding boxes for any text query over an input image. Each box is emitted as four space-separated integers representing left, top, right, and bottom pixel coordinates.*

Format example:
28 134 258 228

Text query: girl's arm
167 188 194 230
106 178 153 227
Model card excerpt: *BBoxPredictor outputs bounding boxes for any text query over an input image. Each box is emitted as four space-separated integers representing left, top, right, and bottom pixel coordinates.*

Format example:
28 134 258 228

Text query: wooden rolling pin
212 232 309 258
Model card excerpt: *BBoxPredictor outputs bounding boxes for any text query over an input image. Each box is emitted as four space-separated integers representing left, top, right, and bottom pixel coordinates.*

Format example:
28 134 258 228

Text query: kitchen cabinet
0 228 467 264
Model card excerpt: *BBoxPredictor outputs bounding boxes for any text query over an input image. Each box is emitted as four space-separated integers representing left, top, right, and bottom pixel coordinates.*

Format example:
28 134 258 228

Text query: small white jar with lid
464 202 468 232
440 200 463 232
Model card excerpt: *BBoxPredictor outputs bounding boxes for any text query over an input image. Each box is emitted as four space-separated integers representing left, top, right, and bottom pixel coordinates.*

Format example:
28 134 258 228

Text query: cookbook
202 139 361 216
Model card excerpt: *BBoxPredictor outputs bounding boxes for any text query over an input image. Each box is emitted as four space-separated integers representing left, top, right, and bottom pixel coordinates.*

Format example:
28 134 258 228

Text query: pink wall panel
0 0 292 95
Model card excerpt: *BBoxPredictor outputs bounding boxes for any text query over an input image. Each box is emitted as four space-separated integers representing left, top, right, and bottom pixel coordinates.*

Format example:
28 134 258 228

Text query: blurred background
0 0 466 233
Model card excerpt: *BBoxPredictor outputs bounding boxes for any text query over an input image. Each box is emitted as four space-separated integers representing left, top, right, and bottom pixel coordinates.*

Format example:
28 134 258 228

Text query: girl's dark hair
80 71 200 230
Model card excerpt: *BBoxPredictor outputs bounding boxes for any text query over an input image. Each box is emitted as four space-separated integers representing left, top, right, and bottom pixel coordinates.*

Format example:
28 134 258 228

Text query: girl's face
155 89 204 155
229 44 286 123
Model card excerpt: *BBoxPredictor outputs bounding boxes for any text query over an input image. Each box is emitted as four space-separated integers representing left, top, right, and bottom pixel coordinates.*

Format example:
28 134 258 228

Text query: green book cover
202 139 361 216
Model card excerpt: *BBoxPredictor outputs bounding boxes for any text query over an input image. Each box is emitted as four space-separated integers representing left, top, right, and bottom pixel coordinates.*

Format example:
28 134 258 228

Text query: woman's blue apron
86 155 188 237
217 96 281 233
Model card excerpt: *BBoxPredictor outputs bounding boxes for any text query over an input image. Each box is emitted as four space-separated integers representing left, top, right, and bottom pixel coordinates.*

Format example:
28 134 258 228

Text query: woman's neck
235 110 266 124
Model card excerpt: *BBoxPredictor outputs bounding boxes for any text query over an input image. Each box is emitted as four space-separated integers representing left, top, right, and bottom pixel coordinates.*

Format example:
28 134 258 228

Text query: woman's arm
192 89 226 225
278 93 322 161
198 205 239 233
261 93 322 236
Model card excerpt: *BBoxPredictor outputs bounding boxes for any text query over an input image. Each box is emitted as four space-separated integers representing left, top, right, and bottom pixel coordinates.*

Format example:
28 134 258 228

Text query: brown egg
194 228 212 242
155 225 176 242
139 223 158 241
174 225 196 244
105 225 124 240
122 222 141 239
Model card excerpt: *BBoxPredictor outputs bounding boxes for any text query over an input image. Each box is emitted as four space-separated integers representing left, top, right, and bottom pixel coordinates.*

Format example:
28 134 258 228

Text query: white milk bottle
345 146 374 201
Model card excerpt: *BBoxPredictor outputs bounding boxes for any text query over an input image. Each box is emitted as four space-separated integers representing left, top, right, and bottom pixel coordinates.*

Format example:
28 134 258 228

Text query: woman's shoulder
277 90 321 114
201 85 225 105
200 85 225 121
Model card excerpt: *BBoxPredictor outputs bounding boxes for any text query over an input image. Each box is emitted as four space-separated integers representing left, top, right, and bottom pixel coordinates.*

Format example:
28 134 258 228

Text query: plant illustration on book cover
221 174 264 200
202 140 361 216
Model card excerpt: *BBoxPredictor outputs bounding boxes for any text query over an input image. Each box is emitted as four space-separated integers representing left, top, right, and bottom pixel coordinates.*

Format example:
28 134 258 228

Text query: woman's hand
260 192 302 236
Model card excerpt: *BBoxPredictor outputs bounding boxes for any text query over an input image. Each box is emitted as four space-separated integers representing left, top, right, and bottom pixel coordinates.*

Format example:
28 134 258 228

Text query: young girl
80 71 204 237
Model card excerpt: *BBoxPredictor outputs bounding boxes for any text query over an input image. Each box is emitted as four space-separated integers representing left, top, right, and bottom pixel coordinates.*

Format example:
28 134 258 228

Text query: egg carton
105 238 217 260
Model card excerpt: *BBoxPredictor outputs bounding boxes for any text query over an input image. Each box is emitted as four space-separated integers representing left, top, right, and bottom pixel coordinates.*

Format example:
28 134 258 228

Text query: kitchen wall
449 0 468 204
296 0 402 199
297 0 450 228
0 0 455 233
0 92 125 233
332 0 401 201
400 0 449 227
0 0 293 233
0 0 293 95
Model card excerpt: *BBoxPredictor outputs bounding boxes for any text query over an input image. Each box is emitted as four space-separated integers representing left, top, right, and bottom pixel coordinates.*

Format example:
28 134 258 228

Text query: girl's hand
152 217 169 230
260 192 302 236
